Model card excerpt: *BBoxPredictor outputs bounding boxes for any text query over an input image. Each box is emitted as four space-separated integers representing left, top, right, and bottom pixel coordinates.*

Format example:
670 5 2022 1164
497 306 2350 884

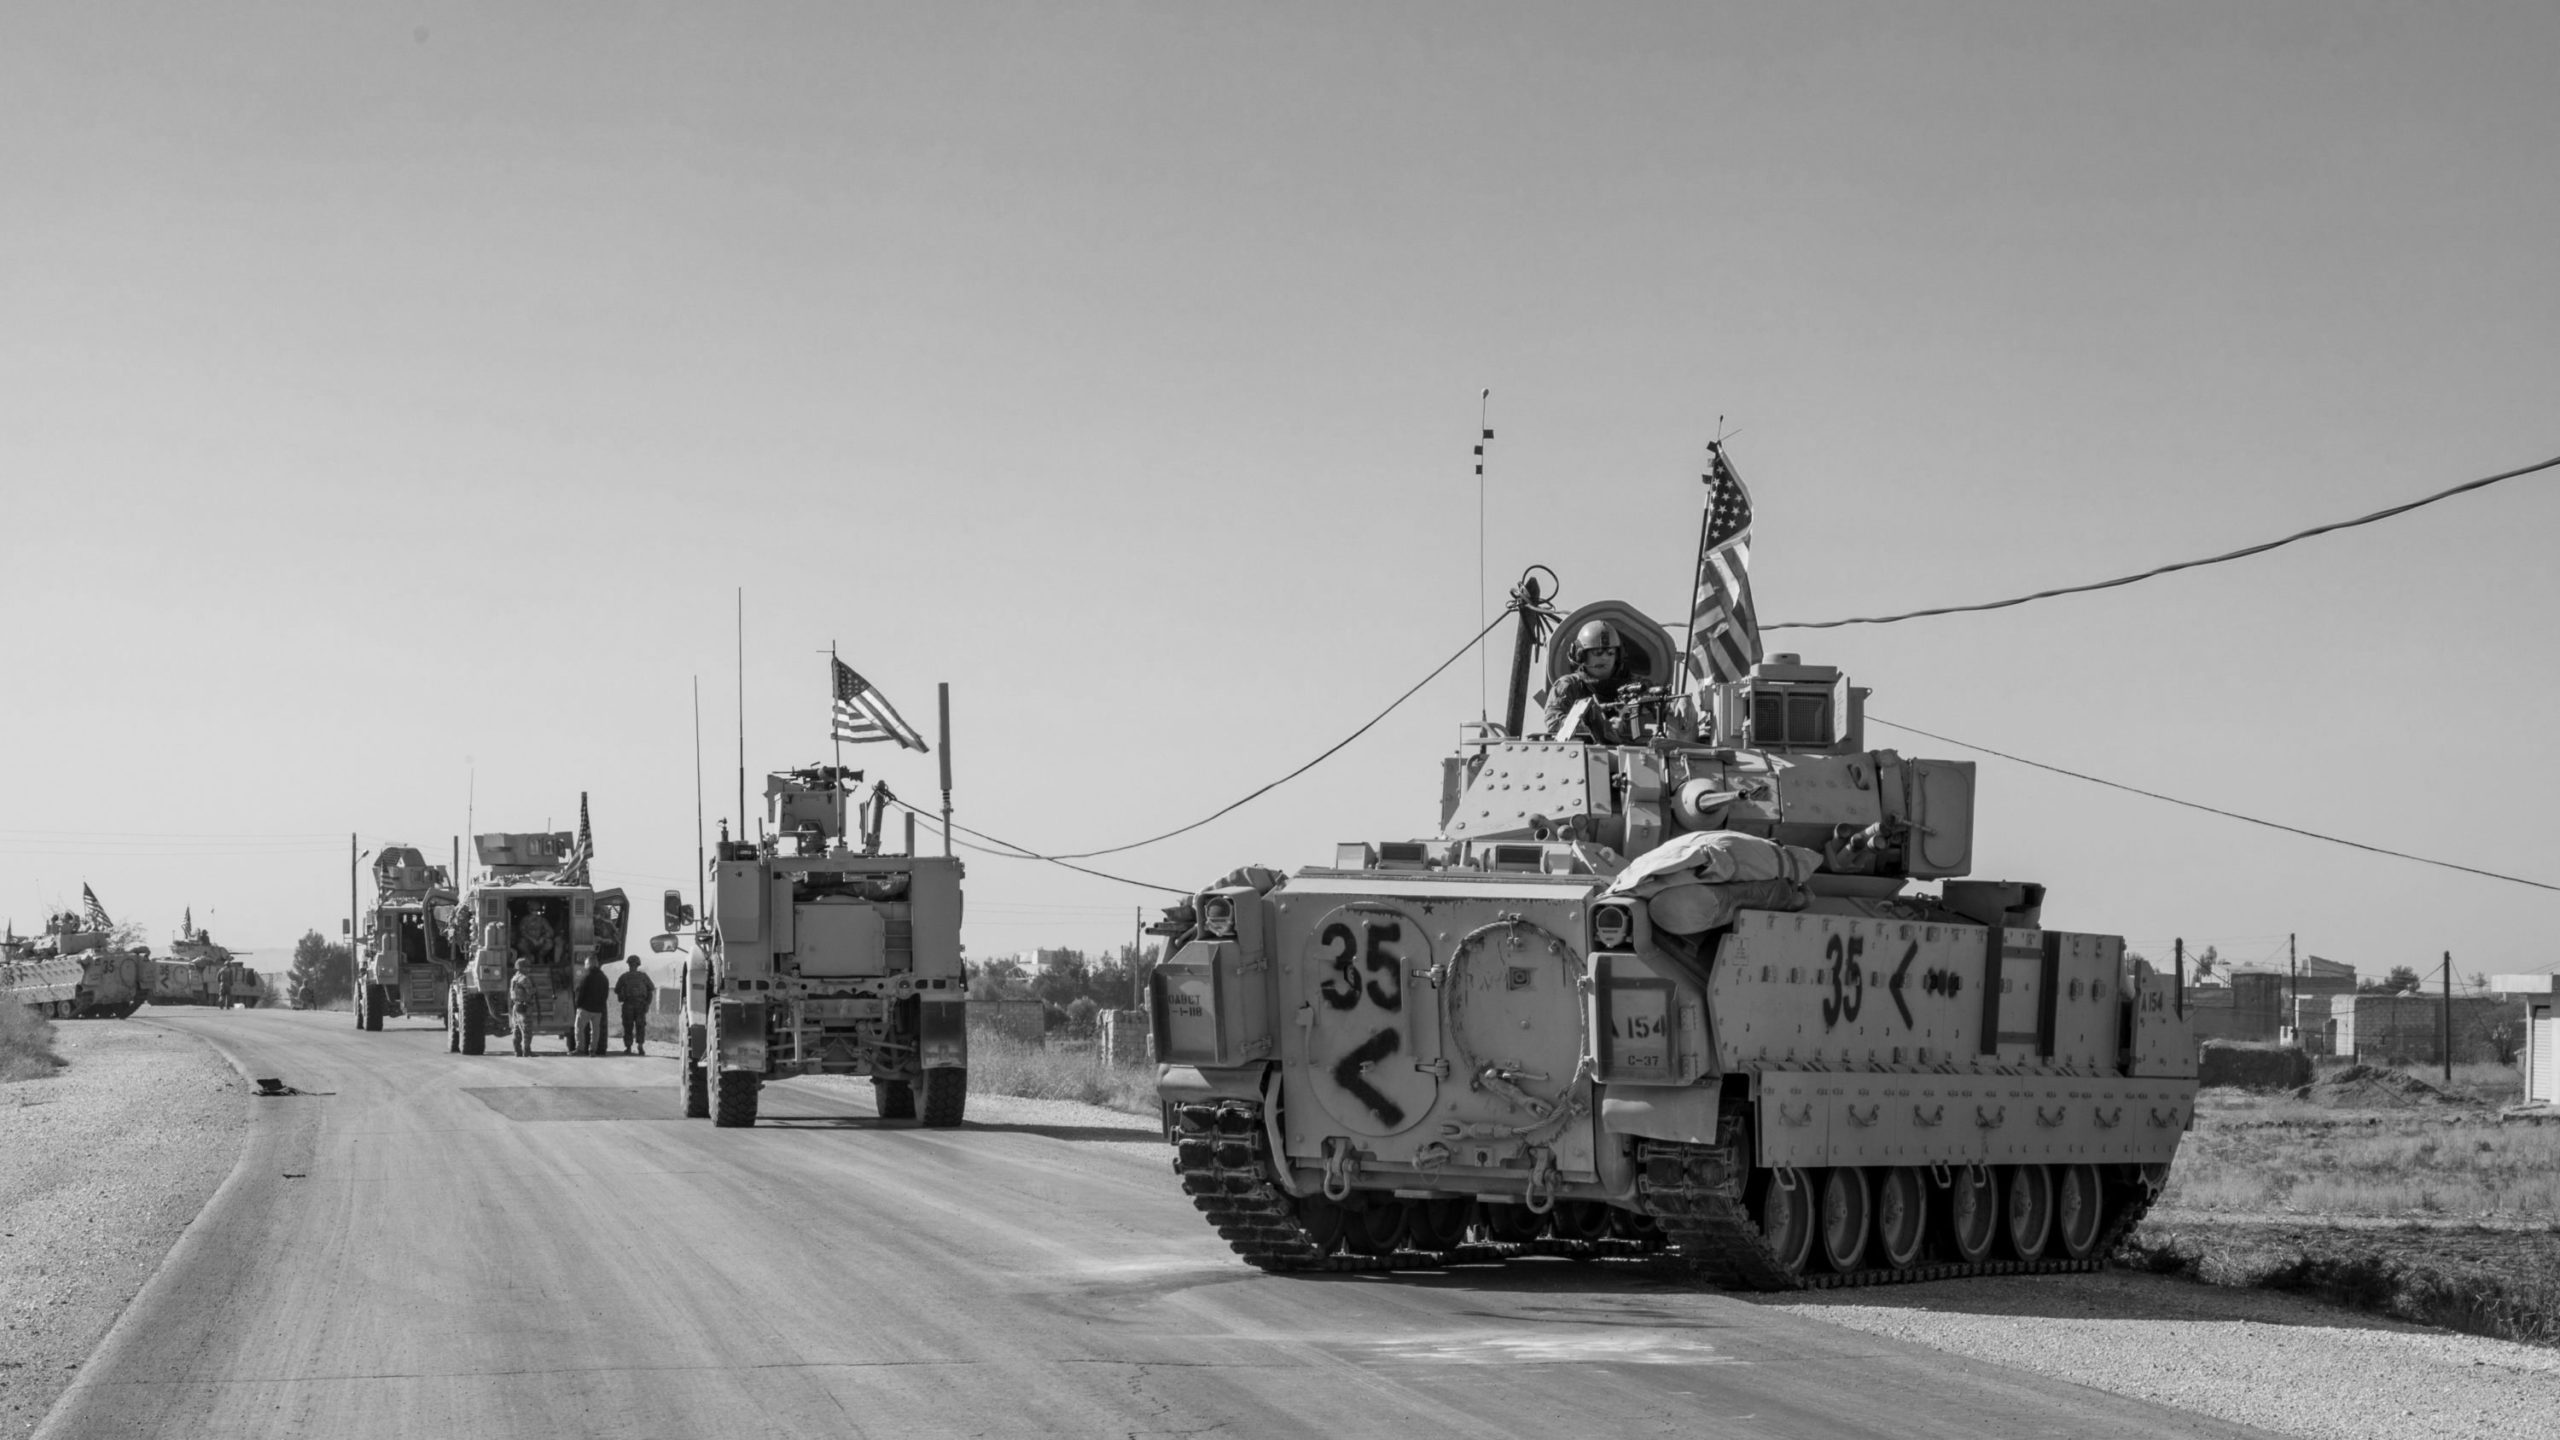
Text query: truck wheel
445 996 461 1053
872 1078 916 1120
713 1069 759 1128
681 1059 709 1118
920 1067 966 1128
460 994 488 1056
354 984 367 1030
363 983 386 1032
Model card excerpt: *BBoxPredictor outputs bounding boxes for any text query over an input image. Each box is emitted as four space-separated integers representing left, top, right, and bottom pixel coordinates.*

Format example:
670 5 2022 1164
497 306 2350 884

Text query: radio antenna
692 675 707 916
1475 389 1492 720
736 586 747 841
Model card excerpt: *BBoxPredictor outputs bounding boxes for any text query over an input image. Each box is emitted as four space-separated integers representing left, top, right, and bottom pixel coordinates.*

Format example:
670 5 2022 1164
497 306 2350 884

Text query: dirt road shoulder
0 1017 249 1440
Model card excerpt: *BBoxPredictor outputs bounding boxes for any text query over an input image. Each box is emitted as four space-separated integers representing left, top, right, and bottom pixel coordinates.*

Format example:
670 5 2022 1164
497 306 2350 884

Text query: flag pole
1679 444 1720 692
830 642 843 774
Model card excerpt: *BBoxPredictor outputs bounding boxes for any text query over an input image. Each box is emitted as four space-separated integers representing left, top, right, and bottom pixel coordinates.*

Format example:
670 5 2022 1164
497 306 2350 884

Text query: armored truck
1153 594 2196 1287
666 766 967 1128
445 828 626 1055
355 846 457 1030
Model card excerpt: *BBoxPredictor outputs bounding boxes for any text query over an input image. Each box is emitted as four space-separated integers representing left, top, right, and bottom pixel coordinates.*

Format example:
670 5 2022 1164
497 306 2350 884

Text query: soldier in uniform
514 908 564 970
507 958 535 1057
573 955 611 1057
614 955 656 1055
1542 619 1633 743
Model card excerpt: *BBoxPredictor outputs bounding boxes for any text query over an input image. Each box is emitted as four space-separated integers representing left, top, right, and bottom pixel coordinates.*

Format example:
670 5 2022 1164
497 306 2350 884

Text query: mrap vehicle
446 828 626 1055
355 846 457 1031
1153 592 2197 1288
667 766 966 1128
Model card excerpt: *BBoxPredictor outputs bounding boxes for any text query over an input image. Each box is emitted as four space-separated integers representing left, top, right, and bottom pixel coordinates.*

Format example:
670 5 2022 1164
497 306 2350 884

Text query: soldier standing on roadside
573 955 611 1056
508 958 536 1057
614 955 656 1055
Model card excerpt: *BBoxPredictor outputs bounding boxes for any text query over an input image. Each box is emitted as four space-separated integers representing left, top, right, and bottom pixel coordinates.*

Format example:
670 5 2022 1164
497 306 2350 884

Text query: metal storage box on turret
1152 573 2197 1289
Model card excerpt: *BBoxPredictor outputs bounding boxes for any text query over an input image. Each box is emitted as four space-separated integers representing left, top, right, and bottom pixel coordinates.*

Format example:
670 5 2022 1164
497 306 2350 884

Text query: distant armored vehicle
663 766 966 1127
1153 590 2196 1287
445 817 626 1055
153 916 266 1009
2 912 152 1018
354 846 458 1031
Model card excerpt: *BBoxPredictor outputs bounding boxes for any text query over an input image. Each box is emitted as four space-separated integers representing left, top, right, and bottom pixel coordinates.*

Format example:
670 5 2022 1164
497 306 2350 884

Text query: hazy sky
5 4 2555 981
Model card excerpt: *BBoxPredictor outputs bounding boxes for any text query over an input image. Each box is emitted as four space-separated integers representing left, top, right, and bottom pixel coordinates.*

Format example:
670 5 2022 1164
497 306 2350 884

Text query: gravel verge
0 1019 248 1439
1759 1269 2560 1440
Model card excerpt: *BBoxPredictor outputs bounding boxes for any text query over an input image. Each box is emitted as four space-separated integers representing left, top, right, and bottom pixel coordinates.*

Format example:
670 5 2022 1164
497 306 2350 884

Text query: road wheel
1818 1167 1871 1273
2004 1164 2054 1261
872 1077 917 1120
353 985 366 1030
1754 1167 1817 1274
364 983 386 1032
1554 1199 1616 1243
920 1067 966 1128
445 997 460 1054
1344 1202 1403 1256
1944 1166 1999 1264
1293 1195 1348 1255
1875 1167 1928 1271
459 994 487 1056
681 1060 709 1119
1405 1198 1472 1253
2054 1163 2105 1260
712 1068 759 1127
1482 1203 1545 1244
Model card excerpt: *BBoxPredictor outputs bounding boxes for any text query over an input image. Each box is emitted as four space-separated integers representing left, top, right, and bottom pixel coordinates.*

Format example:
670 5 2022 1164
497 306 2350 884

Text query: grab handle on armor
1929 1160 1952 1188
1320 1137 1358 1203
1974 1105 2006 1129
1913 1103 1945 1127
2035 1105 2068 1128
1844 1104 1879 1128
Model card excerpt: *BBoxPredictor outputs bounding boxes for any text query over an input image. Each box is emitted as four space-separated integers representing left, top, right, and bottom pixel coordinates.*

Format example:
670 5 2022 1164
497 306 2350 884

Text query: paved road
39 1010 2273 1439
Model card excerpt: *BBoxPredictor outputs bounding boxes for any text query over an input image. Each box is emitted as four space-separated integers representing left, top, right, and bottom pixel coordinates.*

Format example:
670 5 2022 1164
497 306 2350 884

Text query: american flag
1685 441 1763 693
82 883 112 931
559 793 592 885
832 659 929 752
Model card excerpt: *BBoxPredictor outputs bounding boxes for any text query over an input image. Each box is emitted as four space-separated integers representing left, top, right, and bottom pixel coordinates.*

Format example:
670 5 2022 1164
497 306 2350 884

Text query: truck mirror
649 934 682 954
663 890 686 932
341 919 351 935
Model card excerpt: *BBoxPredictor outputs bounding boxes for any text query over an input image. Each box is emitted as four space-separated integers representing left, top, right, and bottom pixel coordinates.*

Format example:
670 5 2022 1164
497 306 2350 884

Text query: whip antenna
1475 389 1492 719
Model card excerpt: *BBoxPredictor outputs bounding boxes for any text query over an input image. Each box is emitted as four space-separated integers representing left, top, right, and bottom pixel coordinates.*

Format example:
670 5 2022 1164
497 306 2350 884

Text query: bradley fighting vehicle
445 827 627 1055
662 766 966 1128
354 846 458 1030
1 911 152 1018
154 918 268 1008
1153 585 2197 1287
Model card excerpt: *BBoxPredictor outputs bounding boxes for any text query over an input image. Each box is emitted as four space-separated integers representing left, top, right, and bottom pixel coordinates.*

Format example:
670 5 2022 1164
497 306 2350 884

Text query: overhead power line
876 794 1188 895
1869 714 2560 894
1770 449 2560 630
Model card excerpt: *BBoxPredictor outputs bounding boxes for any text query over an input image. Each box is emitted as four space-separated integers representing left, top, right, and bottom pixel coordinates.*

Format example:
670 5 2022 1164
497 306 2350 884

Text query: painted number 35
1823 933 1864 1027
1318 919 1404 1013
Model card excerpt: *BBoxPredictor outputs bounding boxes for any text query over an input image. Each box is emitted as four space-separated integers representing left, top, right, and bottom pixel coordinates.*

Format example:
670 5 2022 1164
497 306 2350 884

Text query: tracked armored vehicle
1154 590 2196 1288
2 913 151 1018
662 766 967 1128
445 824 627 1055
152 917 266 1009
355 846 458 1030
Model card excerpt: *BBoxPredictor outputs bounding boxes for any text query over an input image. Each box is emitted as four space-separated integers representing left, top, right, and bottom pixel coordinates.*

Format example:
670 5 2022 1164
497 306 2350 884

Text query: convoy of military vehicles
6 488 2203 1296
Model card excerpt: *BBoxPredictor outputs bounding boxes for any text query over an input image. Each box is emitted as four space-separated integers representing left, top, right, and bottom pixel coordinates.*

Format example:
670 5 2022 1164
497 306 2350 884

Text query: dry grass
0 1001 66 1083
2132 1066 2560 1346
964 1026 1157 1115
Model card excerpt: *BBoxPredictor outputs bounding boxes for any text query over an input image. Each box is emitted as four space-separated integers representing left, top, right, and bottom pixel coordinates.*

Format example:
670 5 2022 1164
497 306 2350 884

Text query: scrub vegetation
0 1000 66 1082
964 1025 1157 1116
2127 1059 2560 1345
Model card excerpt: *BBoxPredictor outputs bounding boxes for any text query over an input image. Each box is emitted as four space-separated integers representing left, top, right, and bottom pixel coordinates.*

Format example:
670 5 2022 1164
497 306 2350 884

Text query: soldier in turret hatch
1543 619 1631 743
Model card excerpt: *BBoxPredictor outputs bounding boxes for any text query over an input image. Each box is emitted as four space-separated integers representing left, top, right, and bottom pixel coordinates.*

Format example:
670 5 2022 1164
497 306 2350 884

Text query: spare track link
1634 1115 2160 1292
1169 1099 1654 1274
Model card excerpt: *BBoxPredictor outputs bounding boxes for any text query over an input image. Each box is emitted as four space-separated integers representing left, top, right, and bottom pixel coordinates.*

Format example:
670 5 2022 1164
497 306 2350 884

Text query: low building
2321 993 2524 1067
2489 975 2558 1105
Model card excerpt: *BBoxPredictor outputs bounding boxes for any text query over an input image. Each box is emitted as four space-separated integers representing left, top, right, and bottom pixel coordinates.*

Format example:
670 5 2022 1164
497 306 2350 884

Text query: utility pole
938 682 953 858
1130 906 1144 1012
347 834 358 1004
2442 950 2454 1084
2289 933 2298 1043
